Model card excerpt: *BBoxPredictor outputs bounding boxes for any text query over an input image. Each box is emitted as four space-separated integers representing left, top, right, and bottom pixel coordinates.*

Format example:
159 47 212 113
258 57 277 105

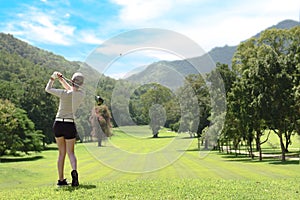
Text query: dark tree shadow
147 135 176 139
43 146 58 151
185 148 201 152
181 136 196 140
270 160 300 165
0 155 44 163
221 153 300 165
57 184 97 192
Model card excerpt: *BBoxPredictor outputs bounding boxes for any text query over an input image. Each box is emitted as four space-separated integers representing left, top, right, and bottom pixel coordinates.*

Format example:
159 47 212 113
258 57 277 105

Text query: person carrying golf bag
89 96 112 147
45 71 84 187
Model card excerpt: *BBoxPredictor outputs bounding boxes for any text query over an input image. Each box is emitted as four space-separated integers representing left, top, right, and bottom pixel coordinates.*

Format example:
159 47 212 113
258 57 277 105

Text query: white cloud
195 0 300 49
107 72 128 79
78 31 104 44
110 0 209 26
3 5 109 47
5 6 75 45
111 0 300 52
111 0 173 23
64 13 71 18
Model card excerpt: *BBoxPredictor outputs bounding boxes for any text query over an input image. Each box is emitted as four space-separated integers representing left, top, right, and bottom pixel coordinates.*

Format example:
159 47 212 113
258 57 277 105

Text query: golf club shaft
61 75 95 97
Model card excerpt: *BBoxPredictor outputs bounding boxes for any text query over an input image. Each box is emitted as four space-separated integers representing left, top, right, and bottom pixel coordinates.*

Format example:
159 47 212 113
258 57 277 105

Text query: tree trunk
0 149 5 156
255 137 260 151
220 140 224 153
153 133 158 138
255 132 262 161
258 144 262 161
234 142 239 157
284 132 291 153
152 128 159 138
226 140 231 154
249 140 254 159
218 140 222 153
278 133 286 162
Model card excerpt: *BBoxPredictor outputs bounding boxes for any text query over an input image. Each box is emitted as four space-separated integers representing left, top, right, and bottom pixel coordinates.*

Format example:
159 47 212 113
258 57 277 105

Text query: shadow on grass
0 155 44 163
270 160 300 165
147 135 176 139
185 148 201 152
57 184 97 192
221 153 299 165
180 136 196 139
43 146 58 151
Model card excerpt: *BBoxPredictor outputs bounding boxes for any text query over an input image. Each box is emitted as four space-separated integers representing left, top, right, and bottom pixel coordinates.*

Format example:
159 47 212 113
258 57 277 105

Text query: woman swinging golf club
45 71 84 187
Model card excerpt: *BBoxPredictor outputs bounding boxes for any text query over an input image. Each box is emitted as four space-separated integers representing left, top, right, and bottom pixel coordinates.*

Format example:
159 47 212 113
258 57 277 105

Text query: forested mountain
0 33 100 84
0 33 78 74
126 19 300 84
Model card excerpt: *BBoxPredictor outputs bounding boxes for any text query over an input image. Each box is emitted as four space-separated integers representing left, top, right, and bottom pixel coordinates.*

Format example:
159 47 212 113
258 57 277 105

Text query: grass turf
0 126 299 199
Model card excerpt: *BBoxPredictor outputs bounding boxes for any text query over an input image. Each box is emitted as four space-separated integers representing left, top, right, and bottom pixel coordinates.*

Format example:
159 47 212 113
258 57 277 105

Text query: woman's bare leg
55 137 66 181
66 138 79 186
66 138 77 170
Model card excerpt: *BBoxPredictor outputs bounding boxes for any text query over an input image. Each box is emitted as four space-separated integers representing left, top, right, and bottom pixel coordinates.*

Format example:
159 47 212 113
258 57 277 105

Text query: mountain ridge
125 19 300 86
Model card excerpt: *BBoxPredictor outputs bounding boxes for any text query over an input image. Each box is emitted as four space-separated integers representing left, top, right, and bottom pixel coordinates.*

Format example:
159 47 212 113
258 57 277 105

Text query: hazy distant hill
126 19 300 88
253 19 300 38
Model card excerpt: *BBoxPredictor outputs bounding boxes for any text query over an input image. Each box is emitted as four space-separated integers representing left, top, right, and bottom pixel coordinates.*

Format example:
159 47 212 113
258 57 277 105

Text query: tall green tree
231 38 268 159
177 74 210 139
149 104 166 138
140 83 173 137
206 64 231 150
290 27 300 135
256 28 298 161
0 99 44 156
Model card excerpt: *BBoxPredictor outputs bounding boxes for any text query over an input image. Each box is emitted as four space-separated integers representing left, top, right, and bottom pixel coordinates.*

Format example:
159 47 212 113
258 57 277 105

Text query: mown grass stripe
1 126 300 199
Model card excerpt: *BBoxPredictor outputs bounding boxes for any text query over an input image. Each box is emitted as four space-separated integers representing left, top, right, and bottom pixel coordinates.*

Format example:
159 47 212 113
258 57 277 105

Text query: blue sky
0 0 299 78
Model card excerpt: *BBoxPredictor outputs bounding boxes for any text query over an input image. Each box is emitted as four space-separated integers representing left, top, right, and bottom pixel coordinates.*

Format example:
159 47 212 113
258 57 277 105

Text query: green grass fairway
0 126 300 199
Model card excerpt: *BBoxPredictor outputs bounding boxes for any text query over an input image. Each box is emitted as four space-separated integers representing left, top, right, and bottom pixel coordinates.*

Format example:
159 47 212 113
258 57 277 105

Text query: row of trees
222 26 300 161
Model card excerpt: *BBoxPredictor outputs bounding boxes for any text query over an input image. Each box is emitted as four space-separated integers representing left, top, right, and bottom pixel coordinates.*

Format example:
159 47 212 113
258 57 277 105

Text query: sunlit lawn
0 126 299 199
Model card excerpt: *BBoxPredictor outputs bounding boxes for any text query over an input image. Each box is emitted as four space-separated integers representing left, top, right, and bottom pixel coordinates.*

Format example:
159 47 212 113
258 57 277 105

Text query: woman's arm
45 78 54 92
57 72 72 91
45 72 63 97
